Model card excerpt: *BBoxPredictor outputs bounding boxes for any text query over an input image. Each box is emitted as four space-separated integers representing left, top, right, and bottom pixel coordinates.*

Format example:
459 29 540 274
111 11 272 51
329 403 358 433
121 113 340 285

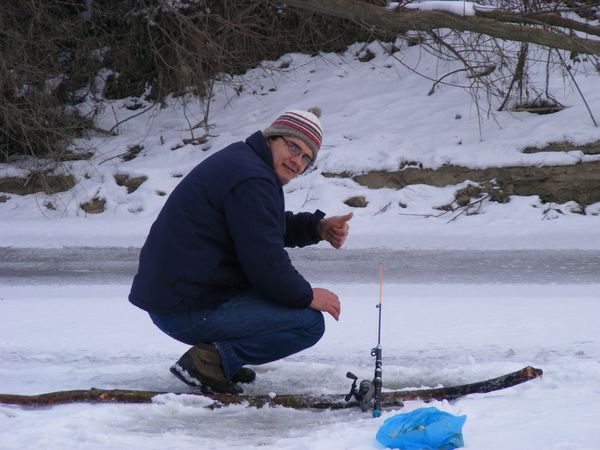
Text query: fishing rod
372 262 384 417
345 263 395 417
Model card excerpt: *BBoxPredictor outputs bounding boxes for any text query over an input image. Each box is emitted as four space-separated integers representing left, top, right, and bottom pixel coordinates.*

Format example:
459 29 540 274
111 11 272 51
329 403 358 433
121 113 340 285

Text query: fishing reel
345 371 375 412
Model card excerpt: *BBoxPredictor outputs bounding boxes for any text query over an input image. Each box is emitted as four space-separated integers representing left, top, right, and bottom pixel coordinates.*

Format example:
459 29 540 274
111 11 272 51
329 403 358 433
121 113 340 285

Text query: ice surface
1 283 599 449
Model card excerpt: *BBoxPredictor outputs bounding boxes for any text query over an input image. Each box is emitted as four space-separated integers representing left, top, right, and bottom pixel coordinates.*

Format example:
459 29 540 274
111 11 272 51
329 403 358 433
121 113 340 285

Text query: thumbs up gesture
317 212 353 249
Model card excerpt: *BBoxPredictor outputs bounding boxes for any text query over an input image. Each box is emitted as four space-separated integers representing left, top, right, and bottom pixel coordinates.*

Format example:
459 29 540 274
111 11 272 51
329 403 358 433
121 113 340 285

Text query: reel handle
344 372 358 401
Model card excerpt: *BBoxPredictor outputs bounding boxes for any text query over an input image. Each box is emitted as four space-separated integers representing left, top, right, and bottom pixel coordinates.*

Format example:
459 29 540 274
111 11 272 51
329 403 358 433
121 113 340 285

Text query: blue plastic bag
376 407 467 450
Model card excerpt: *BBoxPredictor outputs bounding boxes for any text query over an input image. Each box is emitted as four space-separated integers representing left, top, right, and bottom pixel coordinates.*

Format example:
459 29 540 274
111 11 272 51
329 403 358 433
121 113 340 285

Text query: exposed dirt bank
330 160 600 206
323 141 600 207
0 173 75 197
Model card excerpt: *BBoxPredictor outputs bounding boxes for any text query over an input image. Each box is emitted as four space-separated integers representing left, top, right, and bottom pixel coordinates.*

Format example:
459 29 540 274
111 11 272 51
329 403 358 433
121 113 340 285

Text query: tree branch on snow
283 0 600 55
0 366 542 409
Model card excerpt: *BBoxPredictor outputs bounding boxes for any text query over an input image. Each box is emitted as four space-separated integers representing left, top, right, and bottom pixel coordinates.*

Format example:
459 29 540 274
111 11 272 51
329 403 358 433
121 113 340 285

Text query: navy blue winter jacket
129 131 325 313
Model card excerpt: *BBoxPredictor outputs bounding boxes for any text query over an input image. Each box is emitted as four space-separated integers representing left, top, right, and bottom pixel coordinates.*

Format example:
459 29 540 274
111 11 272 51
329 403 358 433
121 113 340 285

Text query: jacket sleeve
223 178 313 308
284 210 325 248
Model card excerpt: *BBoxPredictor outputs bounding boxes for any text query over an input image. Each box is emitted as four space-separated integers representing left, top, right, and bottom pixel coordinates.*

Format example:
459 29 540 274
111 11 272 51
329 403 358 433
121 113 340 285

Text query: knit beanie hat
263 107 323 158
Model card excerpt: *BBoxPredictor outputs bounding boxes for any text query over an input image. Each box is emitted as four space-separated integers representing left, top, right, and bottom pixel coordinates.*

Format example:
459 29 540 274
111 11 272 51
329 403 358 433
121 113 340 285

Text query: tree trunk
476 10 600 38
283 0 600 55
0 366 542 409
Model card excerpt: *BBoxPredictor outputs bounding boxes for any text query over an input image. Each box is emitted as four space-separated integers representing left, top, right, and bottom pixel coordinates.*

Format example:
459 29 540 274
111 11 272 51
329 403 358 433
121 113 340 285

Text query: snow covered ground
1 13 600 450
1 282 599 449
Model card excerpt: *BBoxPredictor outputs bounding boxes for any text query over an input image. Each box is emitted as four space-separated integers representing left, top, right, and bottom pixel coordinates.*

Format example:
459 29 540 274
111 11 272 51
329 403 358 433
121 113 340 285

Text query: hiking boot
169 343 243 394
231 367 256 384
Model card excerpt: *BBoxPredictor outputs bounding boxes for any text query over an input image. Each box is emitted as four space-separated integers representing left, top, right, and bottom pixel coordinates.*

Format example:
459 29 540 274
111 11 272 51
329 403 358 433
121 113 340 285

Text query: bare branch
284 0 600 54
0 366 542 408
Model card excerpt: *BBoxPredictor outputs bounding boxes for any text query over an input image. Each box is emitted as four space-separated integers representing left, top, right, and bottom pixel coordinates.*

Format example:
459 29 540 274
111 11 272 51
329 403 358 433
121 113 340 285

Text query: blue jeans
149 290 325 380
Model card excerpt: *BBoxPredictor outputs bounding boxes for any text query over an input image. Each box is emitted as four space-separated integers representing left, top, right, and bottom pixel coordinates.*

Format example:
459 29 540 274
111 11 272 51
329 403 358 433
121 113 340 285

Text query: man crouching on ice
129 107 352 394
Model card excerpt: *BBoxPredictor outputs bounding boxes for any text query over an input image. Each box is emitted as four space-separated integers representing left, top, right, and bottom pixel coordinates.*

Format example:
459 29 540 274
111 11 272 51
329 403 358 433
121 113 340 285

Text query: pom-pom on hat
264 107 323 158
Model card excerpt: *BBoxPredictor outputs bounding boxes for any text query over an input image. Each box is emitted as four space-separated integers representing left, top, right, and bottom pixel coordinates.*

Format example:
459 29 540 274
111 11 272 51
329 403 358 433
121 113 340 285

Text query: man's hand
317 212 353 249
309 287 341 321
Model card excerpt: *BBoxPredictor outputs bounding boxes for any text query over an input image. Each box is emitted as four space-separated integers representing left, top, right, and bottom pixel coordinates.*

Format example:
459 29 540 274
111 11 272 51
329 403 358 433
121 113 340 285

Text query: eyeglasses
278 136 314 168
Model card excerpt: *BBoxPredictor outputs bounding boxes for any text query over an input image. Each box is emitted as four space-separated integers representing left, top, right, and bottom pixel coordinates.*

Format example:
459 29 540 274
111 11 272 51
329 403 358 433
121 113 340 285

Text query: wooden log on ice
0 365 542 409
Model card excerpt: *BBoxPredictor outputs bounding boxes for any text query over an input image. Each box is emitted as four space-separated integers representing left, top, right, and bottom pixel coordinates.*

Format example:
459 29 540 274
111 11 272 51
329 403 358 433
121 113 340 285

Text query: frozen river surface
1 247 599 285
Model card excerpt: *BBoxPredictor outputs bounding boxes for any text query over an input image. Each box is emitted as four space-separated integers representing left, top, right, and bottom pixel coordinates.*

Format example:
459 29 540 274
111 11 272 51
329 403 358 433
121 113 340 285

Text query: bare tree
283 0 600 55
283 0 599 120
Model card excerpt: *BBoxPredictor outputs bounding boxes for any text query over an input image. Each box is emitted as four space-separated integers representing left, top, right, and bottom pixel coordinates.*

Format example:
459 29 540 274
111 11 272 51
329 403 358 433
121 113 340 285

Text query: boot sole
170 345 244 394
170 363 202 387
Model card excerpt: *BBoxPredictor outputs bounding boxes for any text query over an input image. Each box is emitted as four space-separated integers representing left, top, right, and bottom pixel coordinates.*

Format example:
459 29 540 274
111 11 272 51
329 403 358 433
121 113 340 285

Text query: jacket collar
245 131 274 169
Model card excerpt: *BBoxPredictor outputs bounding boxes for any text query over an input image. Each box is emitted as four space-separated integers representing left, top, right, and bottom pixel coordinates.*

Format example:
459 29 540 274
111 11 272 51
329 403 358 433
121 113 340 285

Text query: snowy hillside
1 39 600 249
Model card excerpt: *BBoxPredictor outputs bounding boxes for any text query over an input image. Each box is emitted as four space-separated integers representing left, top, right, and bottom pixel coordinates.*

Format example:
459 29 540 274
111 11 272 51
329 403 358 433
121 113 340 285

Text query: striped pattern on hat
263 108 323 157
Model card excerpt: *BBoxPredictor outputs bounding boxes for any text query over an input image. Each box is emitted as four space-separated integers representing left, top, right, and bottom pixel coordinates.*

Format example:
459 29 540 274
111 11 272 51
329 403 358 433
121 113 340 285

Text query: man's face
269 136 314 185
